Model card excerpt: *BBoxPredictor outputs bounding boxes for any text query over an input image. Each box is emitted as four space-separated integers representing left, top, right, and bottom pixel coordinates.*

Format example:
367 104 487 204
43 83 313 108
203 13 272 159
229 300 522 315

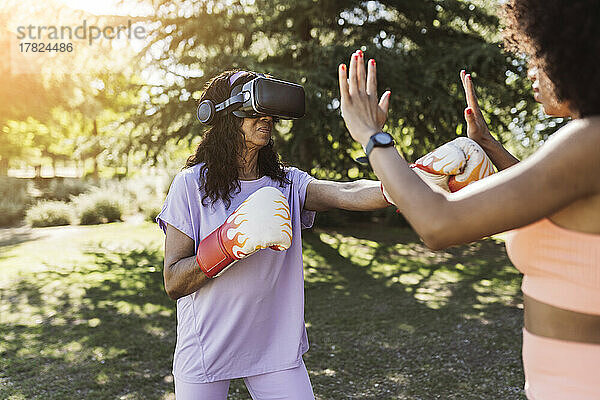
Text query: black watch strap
365 131 394 158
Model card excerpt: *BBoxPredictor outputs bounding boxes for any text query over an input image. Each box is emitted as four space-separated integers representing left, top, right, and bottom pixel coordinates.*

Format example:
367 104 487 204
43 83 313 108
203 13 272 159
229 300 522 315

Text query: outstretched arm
304 179 390 211
338 52 600 249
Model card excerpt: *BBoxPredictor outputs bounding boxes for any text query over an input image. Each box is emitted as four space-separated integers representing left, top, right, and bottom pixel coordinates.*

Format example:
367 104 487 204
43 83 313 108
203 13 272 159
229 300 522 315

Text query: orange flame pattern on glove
410 137 495 193
222 187 293 258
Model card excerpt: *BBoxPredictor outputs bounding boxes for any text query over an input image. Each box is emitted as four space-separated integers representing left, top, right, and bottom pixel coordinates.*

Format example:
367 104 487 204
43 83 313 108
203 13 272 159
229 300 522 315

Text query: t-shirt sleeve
156 172 195 240
288 167 316 229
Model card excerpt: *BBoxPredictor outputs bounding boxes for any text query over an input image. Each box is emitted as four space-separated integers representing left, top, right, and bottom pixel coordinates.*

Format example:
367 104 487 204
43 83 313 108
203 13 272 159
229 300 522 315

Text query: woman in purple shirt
157 70 389 399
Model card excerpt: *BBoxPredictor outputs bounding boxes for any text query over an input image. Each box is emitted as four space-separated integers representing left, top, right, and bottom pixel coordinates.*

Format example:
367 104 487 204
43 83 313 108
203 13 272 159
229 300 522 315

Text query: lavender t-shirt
156 164 315 383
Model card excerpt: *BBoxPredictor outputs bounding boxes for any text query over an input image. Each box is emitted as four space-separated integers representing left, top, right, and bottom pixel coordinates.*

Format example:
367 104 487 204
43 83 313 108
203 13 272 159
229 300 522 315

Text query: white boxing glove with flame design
381 137 495 205
411 137 495 192
196 186 292 278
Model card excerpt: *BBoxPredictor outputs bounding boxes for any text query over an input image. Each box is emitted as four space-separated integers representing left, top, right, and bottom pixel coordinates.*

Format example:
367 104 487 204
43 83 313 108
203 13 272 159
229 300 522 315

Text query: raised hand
338 50 391 147
460 70 495 145
460 70 520 170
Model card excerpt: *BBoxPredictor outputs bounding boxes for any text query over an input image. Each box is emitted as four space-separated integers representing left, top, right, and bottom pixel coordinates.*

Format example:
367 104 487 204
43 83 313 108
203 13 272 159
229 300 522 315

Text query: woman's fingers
464 107 476 124
465 74 481 112
338 51 389 145
460 70 475 108
366 58 377 97
377 90 391 128
339 63 349 101
379 90 391 114
356 50 366 92
465 74 476 101
344 50 381 104
348 52 358 95
460 71 485 119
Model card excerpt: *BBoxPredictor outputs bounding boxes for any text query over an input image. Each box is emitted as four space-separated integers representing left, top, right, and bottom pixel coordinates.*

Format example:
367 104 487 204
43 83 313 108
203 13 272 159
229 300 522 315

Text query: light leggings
174 360 315 400
522 329 600 399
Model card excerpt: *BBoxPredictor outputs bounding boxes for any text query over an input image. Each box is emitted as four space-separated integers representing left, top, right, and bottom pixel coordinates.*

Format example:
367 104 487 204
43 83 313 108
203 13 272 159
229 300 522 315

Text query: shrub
0 200 27 227
74 191 124 225
120 175 170 214
0 177 32 227
83 177 165 218
25 201 73 227
140 200 163 222
39 178 89 202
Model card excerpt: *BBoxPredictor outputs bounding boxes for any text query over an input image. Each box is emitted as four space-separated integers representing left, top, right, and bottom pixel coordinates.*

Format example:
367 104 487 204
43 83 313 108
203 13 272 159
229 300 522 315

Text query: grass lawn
0 221 526 399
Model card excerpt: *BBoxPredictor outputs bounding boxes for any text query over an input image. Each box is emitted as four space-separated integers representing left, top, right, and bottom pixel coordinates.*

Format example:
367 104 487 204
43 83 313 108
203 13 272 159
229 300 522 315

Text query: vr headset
197 71 306 124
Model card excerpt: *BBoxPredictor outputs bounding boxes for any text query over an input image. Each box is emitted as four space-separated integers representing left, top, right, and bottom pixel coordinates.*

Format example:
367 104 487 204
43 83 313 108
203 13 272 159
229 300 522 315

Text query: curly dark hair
185 70 289 208
501 0 600 117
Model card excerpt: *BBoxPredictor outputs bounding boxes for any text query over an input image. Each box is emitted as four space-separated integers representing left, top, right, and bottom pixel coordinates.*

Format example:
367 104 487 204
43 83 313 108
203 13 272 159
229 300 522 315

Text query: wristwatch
365 131 395 158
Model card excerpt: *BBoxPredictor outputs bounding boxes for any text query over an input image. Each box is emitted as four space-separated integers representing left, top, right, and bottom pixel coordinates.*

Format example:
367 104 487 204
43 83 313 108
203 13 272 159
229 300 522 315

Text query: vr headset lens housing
197 73 305 124
232 77 305 119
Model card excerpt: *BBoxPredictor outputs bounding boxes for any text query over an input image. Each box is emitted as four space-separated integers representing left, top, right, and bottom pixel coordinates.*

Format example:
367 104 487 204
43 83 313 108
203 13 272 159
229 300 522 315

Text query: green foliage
75 191 124 225
120 175 170 213
0 177 31 227
315 207 408 228
0 223 170 399
125 175 170 222
36 178 90 202
72 174 166 225
0 1 557 178
141 202 163 222
25 201 74 227
0 201 27 228
135 0 544 177
0 1 151 176
0 222 525 399
79 201 122 225
88 175 170 222
0 175 168 227
0 177 30 202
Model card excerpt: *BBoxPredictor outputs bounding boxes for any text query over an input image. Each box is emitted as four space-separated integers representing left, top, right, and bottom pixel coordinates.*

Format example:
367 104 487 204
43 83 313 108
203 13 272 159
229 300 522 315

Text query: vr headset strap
214 93 246 113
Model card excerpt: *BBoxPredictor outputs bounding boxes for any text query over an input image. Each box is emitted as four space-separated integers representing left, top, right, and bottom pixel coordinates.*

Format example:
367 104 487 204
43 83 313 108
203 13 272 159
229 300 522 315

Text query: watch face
375 132 393 145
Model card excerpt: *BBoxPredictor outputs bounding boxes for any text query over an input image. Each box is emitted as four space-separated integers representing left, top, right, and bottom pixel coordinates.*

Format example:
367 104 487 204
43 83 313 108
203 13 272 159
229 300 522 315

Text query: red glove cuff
196 226 236 278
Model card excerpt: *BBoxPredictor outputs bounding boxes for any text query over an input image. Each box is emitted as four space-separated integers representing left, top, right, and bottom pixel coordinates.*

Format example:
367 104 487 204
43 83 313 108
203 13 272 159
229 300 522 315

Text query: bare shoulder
577 115 600 130
537 117 600 183
546 117 600 147
546 117 600 232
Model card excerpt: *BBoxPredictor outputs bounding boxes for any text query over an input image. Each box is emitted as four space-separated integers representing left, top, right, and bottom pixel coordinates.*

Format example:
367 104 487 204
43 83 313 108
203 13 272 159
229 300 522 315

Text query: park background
0 0 562 398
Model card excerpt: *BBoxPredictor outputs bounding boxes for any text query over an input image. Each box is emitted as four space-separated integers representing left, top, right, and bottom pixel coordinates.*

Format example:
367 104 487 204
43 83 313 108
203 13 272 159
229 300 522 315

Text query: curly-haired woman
338 0 600 398
155 70 393 399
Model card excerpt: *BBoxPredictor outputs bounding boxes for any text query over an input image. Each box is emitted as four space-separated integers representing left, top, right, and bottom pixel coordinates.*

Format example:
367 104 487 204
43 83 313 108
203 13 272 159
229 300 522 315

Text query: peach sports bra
504 218 600 315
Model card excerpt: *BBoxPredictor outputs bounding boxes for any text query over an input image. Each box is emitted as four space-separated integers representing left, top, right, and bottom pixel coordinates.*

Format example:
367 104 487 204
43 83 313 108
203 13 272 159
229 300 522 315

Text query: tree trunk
0 157 8 176
124 151 130 176
92 119 99 181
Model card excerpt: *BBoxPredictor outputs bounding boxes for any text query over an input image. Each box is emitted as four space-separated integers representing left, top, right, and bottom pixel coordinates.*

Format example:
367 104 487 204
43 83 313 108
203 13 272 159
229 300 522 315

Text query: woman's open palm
460 70 493 143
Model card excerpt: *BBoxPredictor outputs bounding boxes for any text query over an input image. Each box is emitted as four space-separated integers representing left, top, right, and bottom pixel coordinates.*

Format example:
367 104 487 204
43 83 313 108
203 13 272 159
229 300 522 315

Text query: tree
133 0 545 178
0 0 149 176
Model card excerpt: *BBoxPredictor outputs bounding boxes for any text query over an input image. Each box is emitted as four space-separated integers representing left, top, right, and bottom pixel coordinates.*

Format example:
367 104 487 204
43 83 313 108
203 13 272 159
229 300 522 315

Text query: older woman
156 70 395 399
338 0 600 398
